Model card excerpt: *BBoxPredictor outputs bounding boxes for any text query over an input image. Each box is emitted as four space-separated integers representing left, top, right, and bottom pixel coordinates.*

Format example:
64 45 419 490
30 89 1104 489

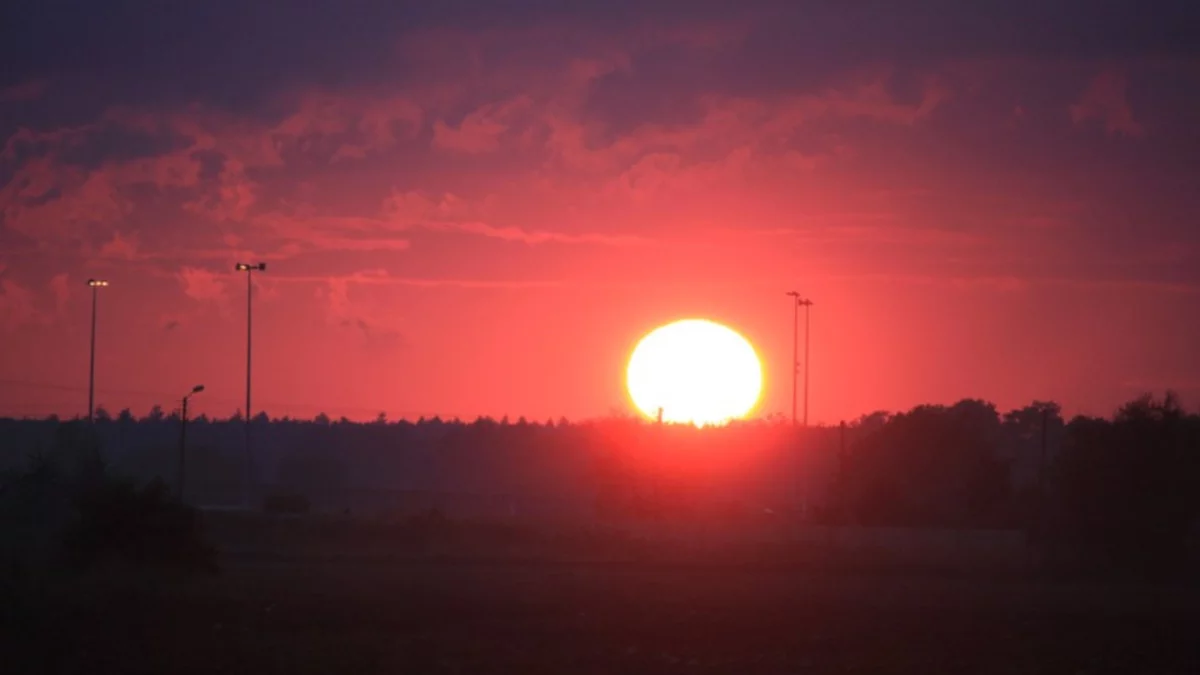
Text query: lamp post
786 292 800 426
800 297 812 428
785 292 813 426
87 279 109 423
178 384 205 500
235 262 265 508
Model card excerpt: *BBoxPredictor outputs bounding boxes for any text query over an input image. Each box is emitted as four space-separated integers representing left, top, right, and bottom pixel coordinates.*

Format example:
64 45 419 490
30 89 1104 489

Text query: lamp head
235 263 266 272
87 279 109 287
191 384 205 394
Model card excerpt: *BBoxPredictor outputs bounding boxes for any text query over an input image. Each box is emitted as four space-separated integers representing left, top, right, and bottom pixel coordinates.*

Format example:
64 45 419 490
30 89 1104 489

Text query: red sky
1 1 1199 422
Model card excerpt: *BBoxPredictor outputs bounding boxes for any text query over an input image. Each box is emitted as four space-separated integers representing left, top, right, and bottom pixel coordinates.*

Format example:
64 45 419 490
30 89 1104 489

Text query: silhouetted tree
843 400 1011 528
1047 392 1200 576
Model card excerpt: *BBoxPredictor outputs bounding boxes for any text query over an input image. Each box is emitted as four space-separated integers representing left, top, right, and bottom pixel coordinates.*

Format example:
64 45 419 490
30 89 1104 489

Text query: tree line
3 392 1198 575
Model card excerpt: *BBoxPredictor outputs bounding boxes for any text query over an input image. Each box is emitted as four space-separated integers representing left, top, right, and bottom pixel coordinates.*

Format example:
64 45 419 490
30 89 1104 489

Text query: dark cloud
56 124 193 169
3 0 1196 120
191 150 227 183
584 45 725 134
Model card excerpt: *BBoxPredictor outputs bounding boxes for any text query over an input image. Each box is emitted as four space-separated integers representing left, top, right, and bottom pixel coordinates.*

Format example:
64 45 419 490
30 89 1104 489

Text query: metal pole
792 298 799 426
786 292 800 426
88 285 97 423
1038 406 1049 491
838 420 846 518
245 268 253 508
803 300 811 428
178 395 188 499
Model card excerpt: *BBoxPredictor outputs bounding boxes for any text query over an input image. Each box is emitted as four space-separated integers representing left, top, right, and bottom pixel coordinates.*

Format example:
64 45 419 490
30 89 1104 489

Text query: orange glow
626 319 763 427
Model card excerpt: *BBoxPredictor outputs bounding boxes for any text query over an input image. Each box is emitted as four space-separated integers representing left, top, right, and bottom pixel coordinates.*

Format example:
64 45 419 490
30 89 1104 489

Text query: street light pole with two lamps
785 292 813 427
87 279 109 423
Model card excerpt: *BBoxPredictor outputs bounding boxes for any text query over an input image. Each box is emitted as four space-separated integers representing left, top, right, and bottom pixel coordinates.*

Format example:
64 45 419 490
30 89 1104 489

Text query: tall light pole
86 279 109 423
178 384 205 500
800 298 813 427
786 291 801 426
235 262 265 507
785 292 814 427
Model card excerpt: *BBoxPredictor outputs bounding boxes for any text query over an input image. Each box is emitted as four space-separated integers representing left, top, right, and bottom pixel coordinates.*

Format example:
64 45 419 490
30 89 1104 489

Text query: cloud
605 146 756 200
313 273 407 350
0 278 38 331
178 267 229 303
541 71 947 175
0 157 135 242
281 269 561 290
381 190 469 224
829 272 1200 296
48 273 70 315
1070 71 1145 137
445 221 650 246
182 157 256 221
377 190 644 246
250 211 413 257
0 269 70 330
98 232 141 260
272 90 424 162
432 95 534 153
0 79 48 102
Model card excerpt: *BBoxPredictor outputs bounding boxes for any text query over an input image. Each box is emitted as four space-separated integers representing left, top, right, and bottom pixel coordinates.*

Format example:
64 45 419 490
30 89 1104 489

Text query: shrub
61 478 218 574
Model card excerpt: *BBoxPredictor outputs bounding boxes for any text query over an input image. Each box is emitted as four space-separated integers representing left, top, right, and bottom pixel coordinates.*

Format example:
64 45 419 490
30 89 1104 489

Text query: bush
1046 395 1200 578
61 478 218 574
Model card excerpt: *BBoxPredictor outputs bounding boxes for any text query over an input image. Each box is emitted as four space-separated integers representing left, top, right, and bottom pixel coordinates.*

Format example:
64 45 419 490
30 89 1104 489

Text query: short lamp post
178 384 205 500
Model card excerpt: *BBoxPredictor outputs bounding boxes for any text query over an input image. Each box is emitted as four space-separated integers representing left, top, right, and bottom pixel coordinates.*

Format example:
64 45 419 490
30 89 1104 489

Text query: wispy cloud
282 269 563 290
0 278 38 331
177 267 229 303
1070 70 1144 137
827 272 1200 295
0 79 49 103
443 221 650 246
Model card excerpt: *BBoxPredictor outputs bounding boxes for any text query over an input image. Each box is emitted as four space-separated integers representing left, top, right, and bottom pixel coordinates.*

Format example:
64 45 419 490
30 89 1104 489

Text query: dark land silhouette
3 393 1200 673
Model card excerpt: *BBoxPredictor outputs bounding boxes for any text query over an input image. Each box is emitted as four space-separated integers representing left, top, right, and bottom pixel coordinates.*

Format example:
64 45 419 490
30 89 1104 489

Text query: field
7 516 1200 675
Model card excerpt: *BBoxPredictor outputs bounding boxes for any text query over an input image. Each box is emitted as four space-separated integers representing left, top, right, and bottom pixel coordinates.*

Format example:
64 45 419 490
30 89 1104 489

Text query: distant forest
3 393 1199 573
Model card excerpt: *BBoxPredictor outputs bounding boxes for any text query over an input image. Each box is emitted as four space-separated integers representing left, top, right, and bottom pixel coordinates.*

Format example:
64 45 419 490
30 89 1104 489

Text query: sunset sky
1 1 1199 423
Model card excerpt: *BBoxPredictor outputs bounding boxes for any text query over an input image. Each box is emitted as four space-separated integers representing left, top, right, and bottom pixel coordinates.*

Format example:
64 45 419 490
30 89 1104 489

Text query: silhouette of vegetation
63 477 217 573
0 421 216 579
839 400 1012 528
2 393 1198 577
1045 393 1200 576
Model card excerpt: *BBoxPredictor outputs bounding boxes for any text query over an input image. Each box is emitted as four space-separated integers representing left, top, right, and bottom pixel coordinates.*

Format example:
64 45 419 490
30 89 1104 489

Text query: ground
7 554 1200 674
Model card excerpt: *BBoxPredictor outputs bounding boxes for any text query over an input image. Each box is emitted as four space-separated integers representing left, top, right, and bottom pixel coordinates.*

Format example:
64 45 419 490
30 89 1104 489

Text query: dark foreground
6 556 1200 675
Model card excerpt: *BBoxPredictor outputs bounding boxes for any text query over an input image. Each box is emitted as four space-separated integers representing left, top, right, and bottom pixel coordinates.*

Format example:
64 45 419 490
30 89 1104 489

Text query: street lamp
87 279 109 423
235 262 265 507
178 384 205 500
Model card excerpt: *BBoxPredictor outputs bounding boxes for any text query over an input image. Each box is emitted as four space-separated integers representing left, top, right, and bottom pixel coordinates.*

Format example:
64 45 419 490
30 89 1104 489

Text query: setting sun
626 319 763 427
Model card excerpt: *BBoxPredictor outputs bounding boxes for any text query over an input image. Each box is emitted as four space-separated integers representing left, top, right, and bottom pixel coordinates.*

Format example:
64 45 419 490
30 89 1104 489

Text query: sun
626 319 763 427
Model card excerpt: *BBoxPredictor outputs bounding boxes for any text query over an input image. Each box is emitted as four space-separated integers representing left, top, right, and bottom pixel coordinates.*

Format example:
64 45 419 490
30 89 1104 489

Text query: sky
1 0 1199 423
